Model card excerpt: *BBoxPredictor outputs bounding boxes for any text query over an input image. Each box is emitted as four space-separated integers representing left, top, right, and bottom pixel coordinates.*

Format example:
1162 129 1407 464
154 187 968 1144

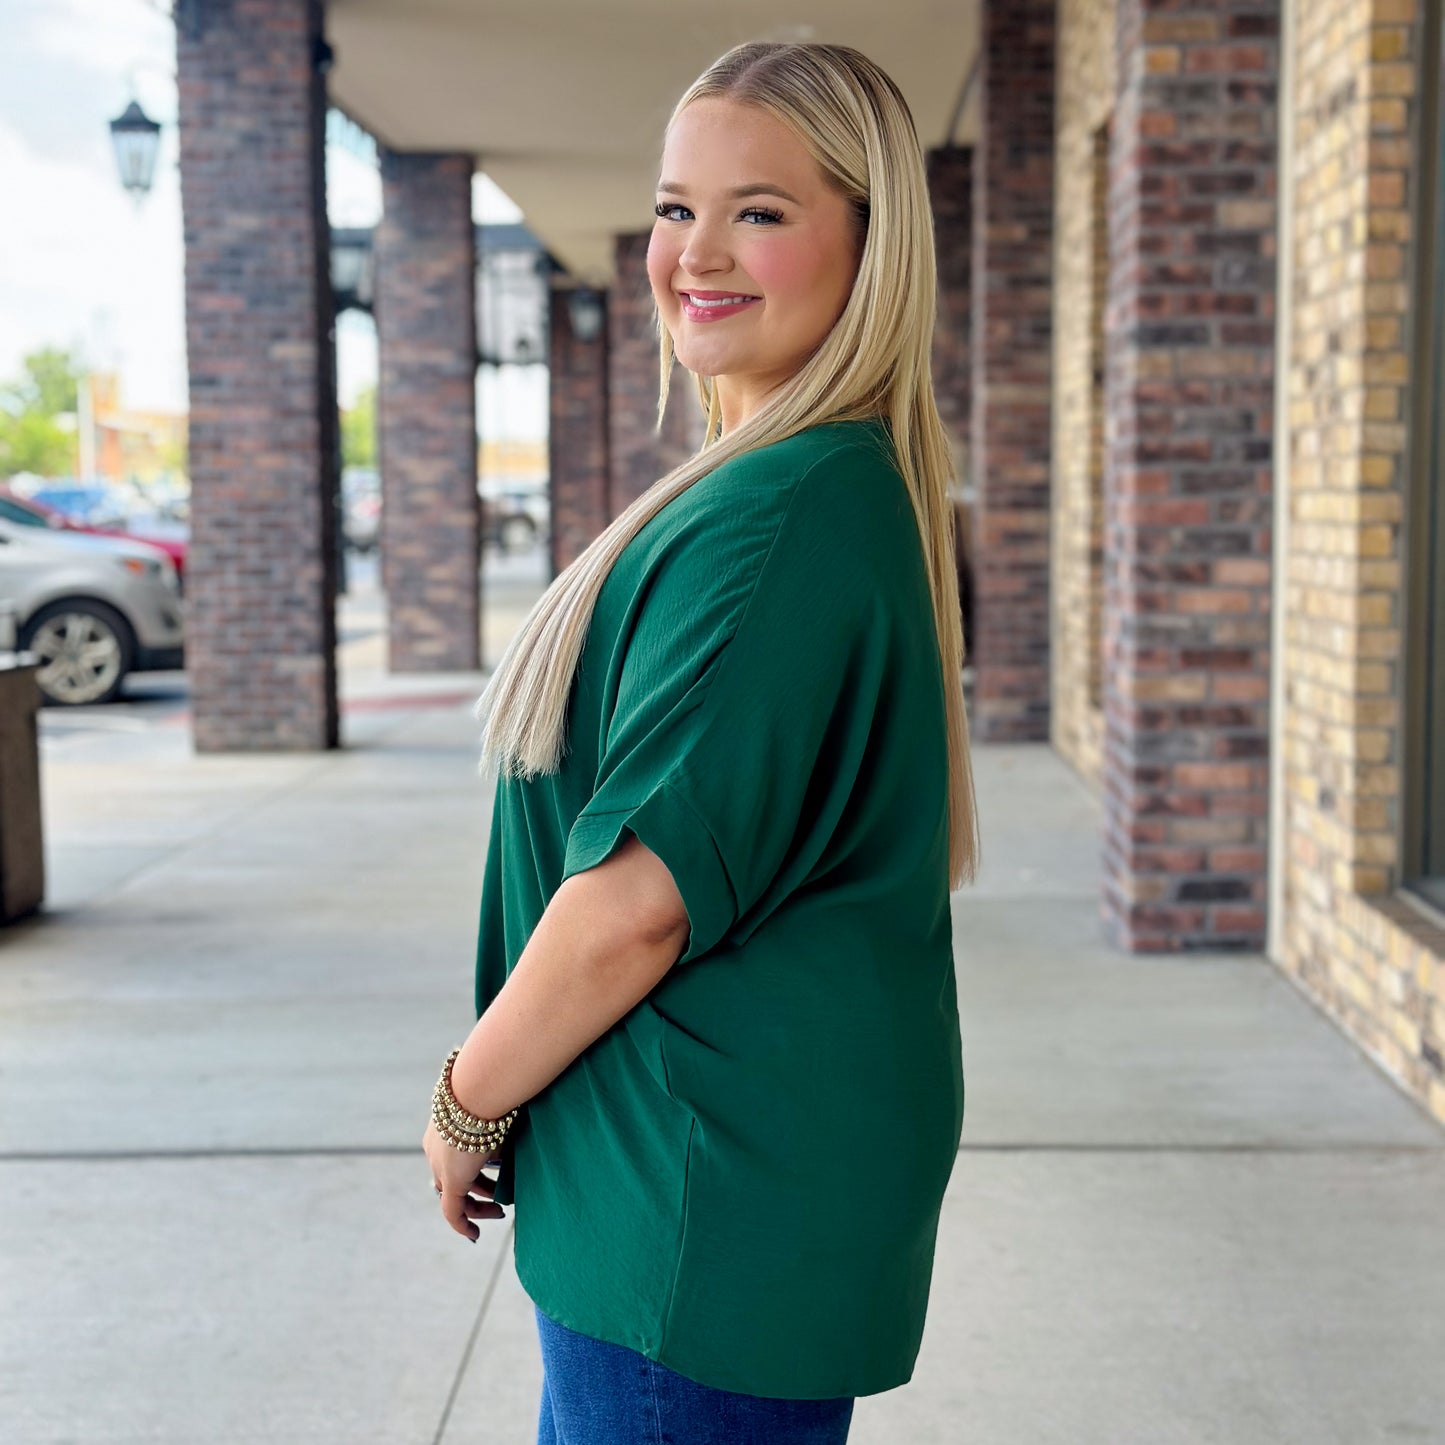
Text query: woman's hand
423 1117 506 1242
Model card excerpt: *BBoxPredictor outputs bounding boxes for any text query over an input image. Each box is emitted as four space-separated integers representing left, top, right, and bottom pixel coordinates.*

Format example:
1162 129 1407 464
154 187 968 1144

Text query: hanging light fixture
330 228 376 313
567 287 605 343
108 99 162 199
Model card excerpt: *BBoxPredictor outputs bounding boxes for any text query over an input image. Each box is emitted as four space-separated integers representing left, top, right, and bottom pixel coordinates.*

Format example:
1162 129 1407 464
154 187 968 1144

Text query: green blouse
473 416 965 1399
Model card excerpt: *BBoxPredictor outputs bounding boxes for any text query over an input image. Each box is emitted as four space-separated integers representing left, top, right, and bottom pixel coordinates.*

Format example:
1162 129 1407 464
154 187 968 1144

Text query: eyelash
653 202 784 226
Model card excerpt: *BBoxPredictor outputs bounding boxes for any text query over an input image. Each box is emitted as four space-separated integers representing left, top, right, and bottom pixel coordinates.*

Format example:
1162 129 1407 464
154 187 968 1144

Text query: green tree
23 347 81 417
157 429 189 481
341 383 376 469
0 409 77 478
0 347 87 480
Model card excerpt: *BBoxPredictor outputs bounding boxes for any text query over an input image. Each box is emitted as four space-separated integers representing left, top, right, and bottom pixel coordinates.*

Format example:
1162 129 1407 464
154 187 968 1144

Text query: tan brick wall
1053 0 1117 784
1281 0 1445 1124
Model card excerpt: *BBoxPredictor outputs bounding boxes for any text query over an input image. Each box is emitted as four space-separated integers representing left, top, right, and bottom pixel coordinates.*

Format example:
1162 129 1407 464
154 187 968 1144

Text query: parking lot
31 541 550 754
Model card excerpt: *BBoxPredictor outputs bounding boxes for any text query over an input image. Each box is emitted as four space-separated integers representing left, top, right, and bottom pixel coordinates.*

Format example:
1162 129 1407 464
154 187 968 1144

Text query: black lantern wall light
108 98 163 201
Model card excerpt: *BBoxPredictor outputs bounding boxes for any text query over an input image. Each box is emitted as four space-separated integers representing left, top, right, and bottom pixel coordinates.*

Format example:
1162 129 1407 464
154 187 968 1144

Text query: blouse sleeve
558 453 895 965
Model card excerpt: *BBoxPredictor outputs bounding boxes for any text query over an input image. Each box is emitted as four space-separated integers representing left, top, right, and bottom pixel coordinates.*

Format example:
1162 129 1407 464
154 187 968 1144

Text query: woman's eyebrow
655 181 803 205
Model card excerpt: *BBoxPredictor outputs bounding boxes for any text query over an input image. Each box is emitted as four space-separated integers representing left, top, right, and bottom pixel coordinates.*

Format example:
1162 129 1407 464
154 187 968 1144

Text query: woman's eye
652 202 783 225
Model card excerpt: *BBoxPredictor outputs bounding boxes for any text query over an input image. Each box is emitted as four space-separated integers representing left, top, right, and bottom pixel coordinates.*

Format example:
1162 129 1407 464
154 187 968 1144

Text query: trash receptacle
0 601 45 923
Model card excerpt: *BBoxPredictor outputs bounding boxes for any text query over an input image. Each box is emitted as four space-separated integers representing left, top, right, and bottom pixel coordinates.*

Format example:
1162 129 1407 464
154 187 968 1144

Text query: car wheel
499 515 536 553
20 599 135 706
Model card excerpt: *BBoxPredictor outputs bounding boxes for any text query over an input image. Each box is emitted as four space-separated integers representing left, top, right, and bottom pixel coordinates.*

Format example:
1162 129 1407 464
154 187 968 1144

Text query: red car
0 486 188 588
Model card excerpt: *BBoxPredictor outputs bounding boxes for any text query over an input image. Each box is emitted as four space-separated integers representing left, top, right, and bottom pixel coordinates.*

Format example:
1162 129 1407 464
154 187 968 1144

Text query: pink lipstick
679 290 762 322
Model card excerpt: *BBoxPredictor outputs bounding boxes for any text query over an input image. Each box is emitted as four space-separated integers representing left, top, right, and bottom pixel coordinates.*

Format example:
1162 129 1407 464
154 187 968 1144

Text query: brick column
929 144 977 663
609 233 701 509
374 151 480 672
971 0 1056 742
927 145 974 467
175 0 339 750
1101 1 1279 951
548 283 611 577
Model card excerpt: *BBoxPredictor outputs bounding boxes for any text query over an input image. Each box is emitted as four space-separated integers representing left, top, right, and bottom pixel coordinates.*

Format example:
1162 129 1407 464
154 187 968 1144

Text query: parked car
87 514 189 588
480 496 534 552
339 467 380 553
479 481 549 553
344 487 381 554
346 492 380 552
0 485 189 588
0 518 185 705
338 470 546 556
19 481 131 527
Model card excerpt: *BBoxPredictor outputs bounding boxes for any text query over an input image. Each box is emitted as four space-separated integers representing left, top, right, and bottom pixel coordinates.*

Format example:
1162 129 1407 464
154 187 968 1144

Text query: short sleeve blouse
472 417 965 1399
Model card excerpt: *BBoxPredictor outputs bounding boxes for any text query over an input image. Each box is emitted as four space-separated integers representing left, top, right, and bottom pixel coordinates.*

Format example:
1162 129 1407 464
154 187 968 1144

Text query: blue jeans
533 1301 855 1444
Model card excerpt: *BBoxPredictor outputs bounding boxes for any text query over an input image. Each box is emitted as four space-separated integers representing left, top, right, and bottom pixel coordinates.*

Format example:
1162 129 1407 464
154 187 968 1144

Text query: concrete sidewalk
2 559 1443 1444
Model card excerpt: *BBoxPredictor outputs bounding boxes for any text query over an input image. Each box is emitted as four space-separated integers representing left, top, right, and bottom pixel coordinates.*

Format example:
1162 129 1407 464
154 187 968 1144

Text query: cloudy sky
0 0 539 432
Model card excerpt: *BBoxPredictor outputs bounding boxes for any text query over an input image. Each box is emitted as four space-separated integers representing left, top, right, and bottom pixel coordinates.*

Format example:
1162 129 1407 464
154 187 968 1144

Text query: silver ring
433 1184 443 1195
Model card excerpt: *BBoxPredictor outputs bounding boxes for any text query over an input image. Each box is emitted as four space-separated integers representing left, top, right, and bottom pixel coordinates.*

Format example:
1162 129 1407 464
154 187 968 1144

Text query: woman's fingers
461 1193 505 1219
440 1188 504 1239
423 1117 505 1240
438 1167 504 1239
439 1190 479 1240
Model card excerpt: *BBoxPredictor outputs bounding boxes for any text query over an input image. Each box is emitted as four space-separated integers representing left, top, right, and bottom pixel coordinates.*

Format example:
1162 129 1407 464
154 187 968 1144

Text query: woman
422 39 980 1445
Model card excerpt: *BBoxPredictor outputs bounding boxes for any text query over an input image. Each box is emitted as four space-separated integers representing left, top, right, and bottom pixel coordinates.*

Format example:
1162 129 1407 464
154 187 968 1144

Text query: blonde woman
422 39 979 1445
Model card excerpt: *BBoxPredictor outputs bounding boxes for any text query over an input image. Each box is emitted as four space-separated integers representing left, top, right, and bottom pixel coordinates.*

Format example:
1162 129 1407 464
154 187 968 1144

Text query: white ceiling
327 0 981 286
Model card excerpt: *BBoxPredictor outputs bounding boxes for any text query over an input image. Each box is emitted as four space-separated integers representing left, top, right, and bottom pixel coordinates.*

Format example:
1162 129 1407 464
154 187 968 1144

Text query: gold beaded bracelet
432 1099 499 1153
435 1049 516 1138
432 1082 513 1154
432 1046 519 1155
432 1088 510 1148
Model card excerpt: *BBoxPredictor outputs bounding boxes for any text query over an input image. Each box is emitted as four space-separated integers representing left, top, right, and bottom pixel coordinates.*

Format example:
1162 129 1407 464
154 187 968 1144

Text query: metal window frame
1086 118 1110 714
1403 0 1445 911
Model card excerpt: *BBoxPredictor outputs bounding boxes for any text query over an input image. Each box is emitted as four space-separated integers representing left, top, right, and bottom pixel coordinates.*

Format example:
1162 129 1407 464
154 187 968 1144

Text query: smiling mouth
681 292 761 306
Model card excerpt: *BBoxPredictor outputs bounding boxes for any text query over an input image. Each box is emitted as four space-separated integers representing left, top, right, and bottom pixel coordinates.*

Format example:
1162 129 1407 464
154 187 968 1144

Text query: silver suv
0 518 185 705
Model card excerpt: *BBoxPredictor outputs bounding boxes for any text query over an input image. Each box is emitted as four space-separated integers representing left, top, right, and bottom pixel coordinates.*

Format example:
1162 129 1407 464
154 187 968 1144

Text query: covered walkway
1 570 1441 1443
167 0 1445 1126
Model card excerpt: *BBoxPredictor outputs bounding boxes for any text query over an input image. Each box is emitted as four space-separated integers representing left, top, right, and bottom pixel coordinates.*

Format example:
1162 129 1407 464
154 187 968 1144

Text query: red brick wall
375 150 480 672
548 284 610 577
927 145 974 472
1100 0 1279 950
971 0 1057 742
175 0 339 749
608 233 703 510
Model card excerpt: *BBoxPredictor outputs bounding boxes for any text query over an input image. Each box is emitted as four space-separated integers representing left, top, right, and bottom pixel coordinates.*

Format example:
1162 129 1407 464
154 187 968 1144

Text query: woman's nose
678 220 731 276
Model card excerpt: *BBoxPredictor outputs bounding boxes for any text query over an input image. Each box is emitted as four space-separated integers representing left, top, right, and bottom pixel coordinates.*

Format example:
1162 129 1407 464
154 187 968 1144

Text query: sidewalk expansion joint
429 1215 513 1445
1 1141 1442 1162
0 1146 464 1161
956 1141 1445 1154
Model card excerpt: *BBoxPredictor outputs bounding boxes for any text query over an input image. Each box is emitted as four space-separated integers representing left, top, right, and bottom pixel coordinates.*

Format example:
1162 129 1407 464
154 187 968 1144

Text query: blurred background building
79 371 187 486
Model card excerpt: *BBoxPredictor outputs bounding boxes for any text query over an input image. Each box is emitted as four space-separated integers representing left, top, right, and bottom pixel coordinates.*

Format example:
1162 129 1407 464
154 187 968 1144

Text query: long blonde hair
475 40 980 888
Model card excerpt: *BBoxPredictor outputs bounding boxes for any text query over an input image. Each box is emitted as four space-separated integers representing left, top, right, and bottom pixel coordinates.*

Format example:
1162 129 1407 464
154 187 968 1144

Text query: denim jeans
533 1300 856 1444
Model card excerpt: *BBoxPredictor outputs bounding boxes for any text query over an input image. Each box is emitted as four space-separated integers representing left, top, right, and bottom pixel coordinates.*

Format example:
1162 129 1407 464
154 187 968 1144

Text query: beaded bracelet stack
432 1046 520 1154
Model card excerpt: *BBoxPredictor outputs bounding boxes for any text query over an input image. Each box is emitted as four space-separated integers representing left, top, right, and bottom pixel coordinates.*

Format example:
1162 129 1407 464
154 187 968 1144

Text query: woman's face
647 96 863 431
